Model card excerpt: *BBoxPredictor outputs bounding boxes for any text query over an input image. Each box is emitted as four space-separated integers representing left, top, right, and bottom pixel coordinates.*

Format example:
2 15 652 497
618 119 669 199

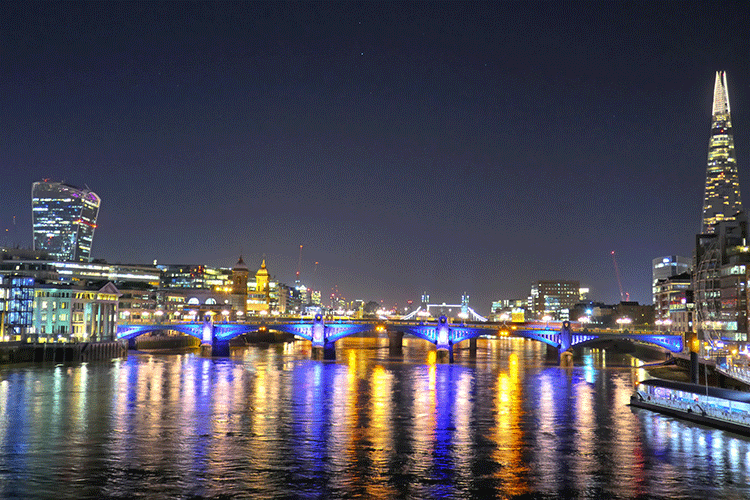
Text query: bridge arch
571 333 683 353
117 323 205 341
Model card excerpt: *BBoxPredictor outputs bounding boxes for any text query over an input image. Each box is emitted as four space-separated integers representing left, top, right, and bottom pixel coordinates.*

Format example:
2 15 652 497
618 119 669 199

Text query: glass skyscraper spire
701 71 742 233
32 180 101 262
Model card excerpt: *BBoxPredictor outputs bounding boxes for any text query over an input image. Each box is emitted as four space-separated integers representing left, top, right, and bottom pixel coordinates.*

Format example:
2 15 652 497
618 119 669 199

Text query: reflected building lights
367 364 395 498
3 337 750 497
411 359 437 479
492 351 527 496
573 374 595 494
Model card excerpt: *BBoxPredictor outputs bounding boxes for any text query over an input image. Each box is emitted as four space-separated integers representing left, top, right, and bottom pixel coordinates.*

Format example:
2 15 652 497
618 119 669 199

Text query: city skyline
2 2 750 312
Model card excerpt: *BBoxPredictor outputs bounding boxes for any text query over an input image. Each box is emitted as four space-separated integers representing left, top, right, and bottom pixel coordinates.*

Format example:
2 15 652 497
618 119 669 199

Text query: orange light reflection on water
493 351 529 497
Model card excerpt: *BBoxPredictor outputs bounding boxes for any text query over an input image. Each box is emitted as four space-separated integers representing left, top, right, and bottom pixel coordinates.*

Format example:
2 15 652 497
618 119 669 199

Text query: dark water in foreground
0 337 748 499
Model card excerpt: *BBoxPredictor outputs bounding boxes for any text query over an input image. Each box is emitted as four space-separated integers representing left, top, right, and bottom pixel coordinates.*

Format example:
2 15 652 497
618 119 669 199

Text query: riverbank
643 357 750 391
644 364 692 383
0 341 126 364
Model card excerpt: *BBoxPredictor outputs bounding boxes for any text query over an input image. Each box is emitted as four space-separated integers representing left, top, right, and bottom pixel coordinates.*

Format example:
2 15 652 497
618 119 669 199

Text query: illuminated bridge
117 316 684 363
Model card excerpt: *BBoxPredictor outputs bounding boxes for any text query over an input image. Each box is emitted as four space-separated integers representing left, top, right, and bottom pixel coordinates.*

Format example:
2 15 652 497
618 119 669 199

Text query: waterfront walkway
717 364 750 386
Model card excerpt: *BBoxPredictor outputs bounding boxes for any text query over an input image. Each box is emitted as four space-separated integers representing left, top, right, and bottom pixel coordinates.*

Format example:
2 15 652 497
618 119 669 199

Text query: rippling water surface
0 337 748 499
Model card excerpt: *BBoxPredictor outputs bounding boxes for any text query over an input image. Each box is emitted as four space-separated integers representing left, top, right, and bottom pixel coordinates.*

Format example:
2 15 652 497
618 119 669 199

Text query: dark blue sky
2 1 750 312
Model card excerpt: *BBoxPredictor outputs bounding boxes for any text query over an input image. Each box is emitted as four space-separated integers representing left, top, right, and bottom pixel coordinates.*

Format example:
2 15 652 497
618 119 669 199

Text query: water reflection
0 337 747 498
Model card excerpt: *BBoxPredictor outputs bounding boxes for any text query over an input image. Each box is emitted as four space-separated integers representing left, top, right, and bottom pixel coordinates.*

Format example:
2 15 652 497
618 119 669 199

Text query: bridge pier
560 350 574 367
200 338 231 357
436 346 454 363
388 331 404 355
312 342 336 360
128 337 137 351
546 344 574 366
468 337 477 358
435 316 454 363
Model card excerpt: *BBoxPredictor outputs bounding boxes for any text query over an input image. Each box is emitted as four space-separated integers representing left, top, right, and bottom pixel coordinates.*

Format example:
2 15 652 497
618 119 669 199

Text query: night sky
3 2 750 312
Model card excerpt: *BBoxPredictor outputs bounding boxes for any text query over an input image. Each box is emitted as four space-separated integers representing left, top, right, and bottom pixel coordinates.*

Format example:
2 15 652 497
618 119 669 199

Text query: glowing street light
616 317 632 330
542 315 552 329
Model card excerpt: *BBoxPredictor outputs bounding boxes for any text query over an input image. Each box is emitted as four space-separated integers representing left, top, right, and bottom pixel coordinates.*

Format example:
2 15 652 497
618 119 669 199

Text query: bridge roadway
117 315 684 364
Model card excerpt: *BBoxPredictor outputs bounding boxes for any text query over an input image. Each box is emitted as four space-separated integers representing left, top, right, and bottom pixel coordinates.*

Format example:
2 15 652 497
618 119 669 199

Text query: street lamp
616 317 632 331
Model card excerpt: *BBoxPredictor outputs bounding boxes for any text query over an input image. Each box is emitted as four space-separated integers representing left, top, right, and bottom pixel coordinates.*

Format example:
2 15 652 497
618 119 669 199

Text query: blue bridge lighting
117 316 684 362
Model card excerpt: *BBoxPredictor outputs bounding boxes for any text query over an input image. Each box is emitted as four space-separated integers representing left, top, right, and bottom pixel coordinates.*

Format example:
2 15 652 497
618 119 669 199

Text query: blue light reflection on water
0 339 747 498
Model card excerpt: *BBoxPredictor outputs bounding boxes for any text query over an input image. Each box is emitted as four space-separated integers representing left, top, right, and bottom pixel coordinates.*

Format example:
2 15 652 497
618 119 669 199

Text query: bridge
116 315 684 364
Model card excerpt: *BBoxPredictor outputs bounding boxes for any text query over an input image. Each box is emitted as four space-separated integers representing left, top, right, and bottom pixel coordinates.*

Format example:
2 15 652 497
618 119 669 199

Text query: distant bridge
117 316 684 363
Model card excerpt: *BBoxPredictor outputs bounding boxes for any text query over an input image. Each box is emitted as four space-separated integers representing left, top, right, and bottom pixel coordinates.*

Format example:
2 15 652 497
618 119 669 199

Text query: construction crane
610 251 630 302
296 244 303 285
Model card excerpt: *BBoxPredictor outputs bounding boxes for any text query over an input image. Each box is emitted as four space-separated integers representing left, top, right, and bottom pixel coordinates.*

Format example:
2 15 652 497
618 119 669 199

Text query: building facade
694 215 750 342
702 71 742 234
247 259 272 315
158 264 231 290
529 280 581 320
490 299 527 322
652 255 691 304
32 180 101 262
653 272 693 332
32 282 119 342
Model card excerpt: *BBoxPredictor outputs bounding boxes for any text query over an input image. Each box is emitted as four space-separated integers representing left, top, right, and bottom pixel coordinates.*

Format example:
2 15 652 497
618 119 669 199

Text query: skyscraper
31 180 101 262
701 71 742 233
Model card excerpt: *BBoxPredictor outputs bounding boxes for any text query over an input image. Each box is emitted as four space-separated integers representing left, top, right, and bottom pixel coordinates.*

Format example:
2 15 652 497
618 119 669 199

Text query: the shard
701 71 742 233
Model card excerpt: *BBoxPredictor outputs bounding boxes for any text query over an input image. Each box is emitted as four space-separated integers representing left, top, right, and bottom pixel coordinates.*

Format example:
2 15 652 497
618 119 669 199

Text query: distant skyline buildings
31 180 100 262
529 280 581 321
701 71 742 234
14 73 746 312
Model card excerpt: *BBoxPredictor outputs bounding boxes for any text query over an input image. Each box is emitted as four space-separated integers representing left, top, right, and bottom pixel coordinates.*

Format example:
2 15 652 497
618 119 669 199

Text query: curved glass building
31 180 101 262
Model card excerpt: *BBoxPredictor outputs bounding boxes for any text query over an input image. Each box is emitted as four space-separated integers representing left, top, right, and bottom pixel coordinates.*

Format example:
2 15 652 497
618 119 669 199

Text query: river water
0 336 748 499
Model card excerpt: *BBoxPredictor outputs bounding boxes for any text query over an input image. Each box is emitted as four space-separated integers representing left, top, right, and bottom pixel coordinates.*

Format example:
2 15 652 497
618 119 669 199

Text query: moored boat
630 378 750 436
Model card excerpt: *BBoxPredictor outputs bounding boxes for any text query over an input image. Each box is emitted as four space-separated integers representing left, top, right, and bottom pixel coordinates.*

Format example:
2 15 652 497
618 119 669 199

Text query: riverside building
694 72 749 344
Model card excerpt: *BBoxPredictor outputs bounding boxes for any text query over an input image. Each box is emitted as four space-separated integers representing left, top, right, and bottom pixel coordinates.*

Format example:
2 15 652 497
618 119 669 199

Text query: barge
630 378 750 436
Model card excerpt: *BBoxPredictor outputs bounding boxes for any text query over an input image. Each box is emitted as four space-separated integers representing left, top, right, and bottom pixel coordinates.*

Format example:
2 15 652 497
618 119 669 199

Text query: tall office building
32 181 101 262
529 280 580 321
702 71 742 233
652 255 690 302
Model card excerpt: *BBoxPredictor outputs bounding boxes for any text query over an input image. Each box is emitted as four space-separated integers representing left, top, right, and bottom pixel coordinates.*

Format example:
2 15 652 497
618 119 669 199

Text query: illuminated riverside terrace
0 337 747 499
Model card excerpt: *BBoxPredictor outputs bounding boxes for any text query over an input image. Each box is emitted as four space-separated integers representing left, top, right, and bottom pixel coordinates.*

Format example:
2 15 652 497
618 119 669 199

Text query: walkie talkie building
31 180 101 262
